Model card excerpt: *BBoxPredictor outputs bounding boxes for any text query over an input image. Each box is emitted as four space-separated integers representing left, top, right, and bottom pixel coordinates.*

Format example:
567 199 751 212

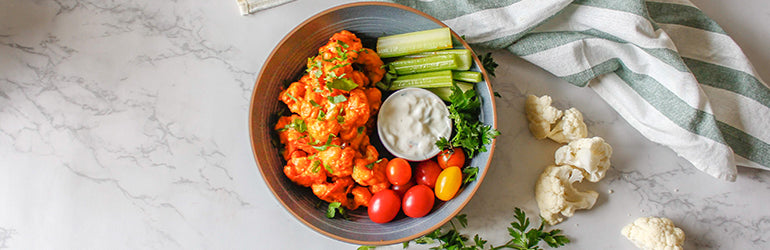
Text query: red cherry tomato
437 148 466 169
391 180 415 198
386 158 412 185
368 190 401 223
414 160 442 189
434 166 463 201
402 184 435 218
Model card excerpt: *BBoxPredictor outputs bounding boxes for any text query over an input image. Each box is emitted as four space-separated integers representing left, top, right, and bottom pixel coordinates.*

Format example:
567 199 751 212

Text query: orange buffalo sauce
274 31 388 210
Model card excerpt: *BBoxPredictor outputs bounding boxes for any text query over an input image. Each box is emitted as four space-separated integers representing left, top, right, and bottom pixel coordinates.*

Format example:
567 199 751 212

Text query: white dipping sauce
377 88 451 161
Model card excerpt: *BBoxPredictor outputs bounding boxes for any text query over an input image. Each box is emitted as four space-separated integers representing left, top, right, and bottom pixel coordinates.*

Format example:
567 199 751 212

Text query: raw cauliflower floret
622 217 685 250
534 165 599 225
525 95 563 139
554 137 612 182
547 107 587 143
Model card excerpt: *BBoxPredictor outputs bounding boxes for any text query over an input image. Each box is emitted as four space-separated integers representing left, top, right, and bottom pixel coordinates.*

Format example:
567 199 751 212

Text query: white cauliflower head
534 165 599 225
525 95 563 139
547 107 588 144
554 137 612 182
622 217 685 250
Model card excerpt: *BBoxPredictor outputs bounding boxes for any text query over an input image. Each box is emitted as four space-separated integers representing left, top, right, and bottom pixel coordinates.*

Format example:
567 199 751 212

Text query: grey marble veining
1 0 768 249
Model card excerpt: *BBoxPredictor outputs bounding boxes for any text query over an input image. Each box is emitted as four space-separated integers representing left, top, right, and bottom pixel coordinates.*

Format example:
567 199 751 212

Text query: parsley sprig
326 202 348 219
396 208 569 250
479 52 499 77
436 83 500 159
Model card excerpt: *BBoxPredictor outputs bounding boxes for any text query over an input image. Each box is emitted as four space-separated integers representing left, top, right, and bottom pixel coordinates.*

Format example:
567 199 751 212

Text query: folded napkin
393 0 770 181
237 0 295 15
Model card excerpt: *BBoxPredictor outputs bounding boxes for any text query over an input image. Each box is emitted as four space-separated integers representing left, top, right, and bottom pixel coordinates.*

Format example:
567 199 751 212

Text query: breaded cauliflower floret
622 217 685 250
525 95 563 139
534 165 599 225
547 107 588 143
554 137 612 182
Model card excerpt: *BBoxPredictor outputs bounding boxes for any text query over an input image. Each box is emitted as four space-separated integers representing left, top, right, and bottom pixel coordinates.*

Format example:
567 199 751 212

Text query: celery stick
376 27 453 58
427 82 475 102
404 49 473 71
452 71 482 83
390 54 459 75
389 70 453 90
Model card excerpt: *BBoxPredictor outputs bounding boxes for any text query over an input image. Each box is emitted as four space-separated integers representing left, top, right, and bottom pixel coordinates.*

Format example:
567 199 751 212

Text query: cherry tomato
391 180 415 198
402 184 435 218
386 158 412 185
368 190 401 223
434 166 462 201
414 160 442 189
437 148 466 169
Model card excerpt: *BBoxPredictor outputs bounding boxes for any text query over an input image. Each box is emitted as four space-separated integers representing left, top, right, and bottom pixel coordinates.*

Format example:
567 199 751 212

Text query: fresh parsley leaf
479 52 499 77
329 62 351 71
328 95 347 104
456 214 468 228
365 159 383 169
435 137 451 151
491 208 570 250
278 118 307 133
326 202 347 219
327 77 359 92
310 160 321 173
312 134 339 151
285 92 299 102
442 83 500 159
462 167 479 184
337 40 349 48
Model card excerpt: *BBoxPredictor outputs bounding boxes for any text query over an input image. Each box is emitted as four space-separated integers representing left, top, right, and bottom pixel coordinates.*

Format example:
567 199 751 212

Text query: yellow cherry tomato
434 166 462 201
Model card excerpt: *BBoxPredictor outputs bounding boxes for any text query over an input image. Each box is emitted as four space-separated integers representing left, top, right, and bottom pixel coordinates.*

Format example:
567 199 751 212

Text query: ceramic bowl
248 2 497 245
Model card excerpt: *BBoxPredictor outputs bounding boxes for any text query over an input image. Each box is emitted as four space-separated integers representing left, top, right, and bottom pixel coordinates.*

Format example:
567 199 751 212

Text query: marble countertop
1 0 768 249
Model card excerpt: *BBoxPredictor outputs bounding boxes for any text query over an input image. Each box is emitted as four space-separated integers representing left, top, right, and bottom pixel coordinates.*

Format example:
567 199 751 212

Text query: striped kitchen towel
393 0 770 181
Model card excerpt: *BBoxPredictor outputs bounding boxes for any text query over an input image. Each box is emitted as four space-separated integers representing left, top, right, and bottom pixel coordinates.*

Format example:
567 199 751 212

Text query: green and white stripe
394 0 770 181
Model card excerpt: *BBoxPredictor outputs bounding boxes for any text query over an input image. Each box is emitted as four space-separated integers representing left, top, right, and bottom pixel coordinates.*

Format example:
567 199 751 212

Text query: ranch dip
377 88 451 161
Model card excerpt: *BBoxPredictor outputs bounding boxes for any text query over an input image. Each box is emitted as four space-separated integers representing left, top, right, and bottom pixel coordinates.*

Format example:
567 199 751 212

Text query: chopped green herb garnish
312 134 339 151
328 95 347 104
278 118 307 133
285 92 299 102
327 77 358 92
324 163 334 174
317 110 326 121
364 159 383 169
463 167 479 184
310 160 321 173
479 52 498 77
336 115 345 124
326 202 348 219
329 62 351 71
357 126 365 134
309 100 320 107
